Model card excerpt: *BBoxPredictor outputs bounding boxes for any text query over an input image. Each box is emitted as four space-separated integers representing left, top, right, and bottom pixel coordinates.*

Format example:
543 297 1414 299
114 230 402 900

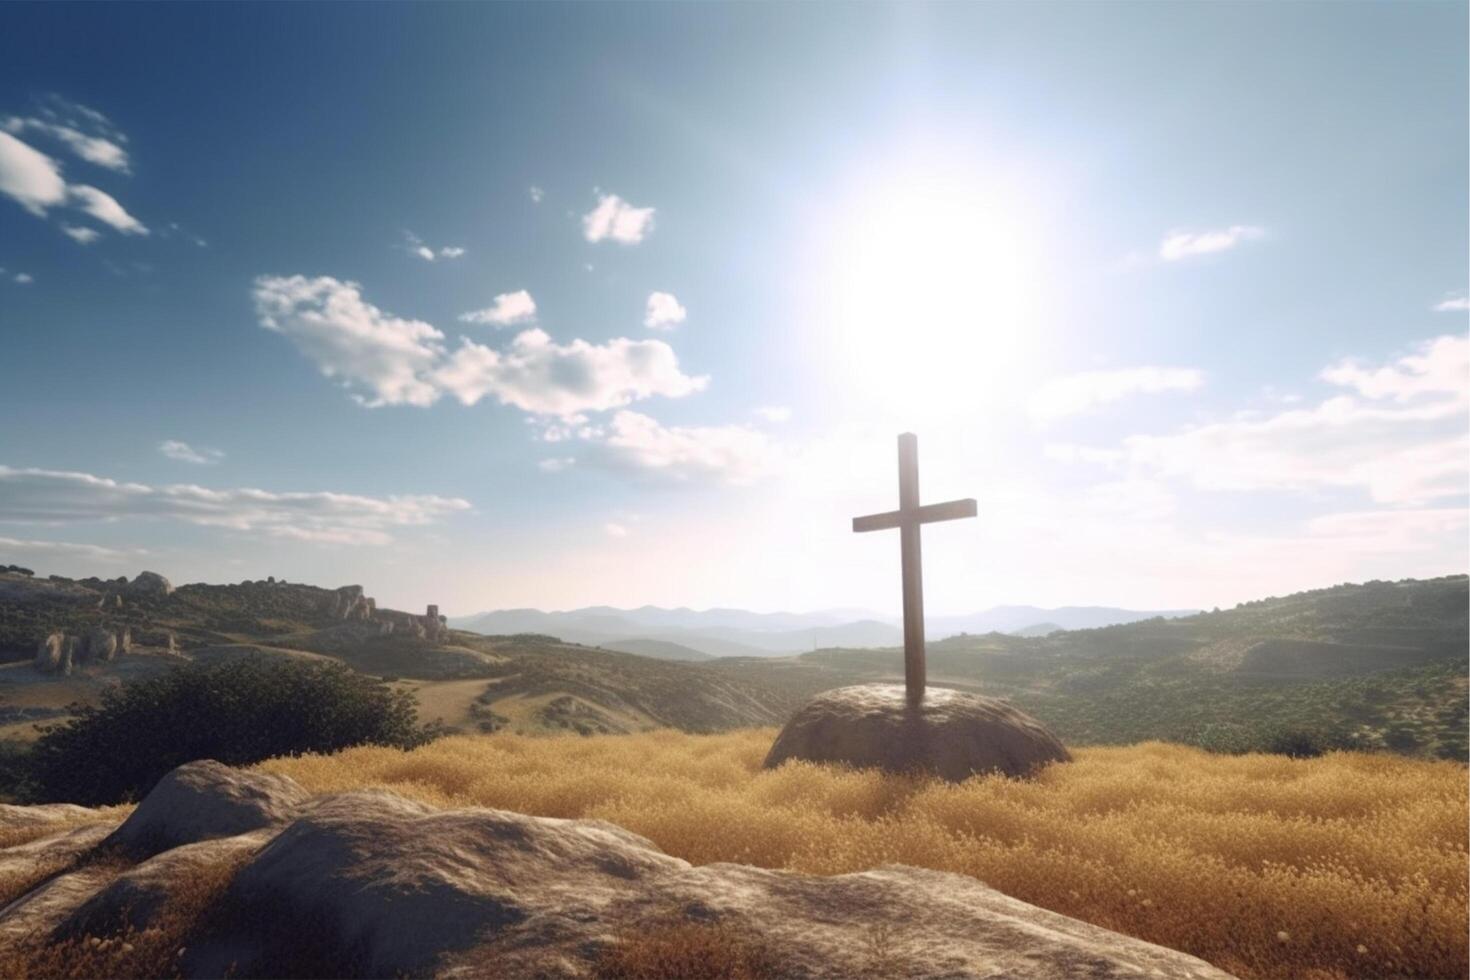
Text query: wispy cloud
643 291 686 330
2 112 130 174
1158 225 1264 261
158 440 225 465
0 464 470 546
61 224 100 244
403 230 465 262
1030 366 1204 422
255 274 707 418
1056 335 1468 507
538 457 575 473
582 191 655 244
529 185 544 204
583 410 778 485
434 329 707 417
604 522 629 538
68 184 147 234
753 405 791 423
1432 292 1468 313
459 289 537 327
0 124 146 237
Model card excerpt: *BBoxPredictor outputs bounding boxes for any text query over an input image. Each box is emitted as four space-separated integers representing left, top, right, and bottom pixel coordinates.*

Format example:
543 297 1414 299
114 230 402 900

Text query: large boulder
101 760 309 858
209 790 689 977
764 684 1070 781
0 768 1231 980
127 570 174 597
197 789 1227 980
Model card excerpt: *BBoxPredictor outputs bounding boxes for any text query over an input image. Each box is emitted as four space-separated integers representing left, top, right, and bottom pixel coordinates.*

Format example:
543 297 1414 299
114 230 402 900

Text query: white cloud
589 410 777 484
0 535 135 562
0 465 470 547
644 291 687 330
604 522 629 538
2 115 129 173
61 224 100 244
1030 366 1204 422
1062 336 1468 506
68 184 147 234
0 116 145 237
158 440 225 465
1319 334 1469 403
538 457 575 473
582 192 655 244
257 274 707 419
0 130 67 216
753 405 792 423
253 274 447 407
459 289 537 327
1158 225 1264 261
1432 293 1468 313
434 329 708 417
12 272 32 285
403 231 465 261
529 185 544 204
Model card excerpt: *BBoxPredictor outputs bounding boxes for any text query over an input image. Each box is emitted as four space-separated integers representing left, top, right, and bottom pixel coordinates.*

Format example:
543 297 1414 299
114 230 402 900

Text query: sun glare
815 169 1043 421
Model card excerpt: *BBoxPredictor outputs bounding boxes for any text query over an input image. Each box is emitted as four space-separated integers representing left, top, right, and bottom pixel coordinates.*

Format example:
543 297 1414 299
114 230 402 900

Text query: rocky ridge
0 760 1235 979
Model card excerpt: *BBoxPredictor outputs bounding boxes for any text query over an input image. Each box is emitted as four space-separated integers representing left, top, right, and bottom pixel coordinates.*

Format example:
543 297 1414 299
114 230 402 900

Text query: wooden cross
853 433 977 707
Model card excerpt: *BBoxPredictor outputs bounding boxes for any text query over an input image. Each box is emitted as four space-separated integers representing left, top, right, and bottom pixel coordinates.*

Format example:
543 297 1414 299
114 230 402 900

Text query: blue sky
0 2 1465 615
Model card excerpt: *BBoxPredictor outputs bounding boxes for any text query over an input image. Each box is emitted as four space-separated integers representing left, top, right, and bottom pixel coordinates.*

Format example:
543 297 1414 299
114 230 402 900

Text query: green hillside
714 576 1469 759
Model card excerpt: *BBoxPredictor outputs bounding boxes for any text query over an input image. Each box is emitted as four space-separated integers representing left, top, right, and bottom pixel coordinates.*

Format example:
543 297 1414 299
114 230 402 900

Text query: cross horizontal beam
852 497 978 533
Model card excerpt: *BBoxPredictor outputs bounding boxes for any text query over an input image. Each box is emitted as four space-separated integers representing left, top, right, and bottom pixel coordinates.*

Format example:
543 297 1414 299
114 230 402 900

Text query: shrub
29 656 427 805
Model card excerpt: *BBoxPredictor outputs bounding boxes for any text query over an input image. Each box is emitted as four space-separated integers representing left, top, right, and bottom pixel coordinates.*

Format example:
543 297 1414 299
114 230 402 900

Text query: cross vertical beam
852 433 977 709
897 433 925 704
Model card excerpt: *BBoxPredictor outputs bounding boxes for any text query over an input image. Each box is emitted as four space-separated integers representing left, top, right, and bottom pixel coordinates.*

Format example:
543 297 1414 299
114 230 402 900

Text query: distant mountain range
447 604 1199 660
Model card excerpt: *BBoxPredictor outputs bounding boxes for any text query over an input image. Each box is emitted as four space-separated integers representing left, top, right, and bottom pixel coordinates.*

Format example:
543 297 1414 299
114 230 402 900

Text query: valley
1 567 1464 760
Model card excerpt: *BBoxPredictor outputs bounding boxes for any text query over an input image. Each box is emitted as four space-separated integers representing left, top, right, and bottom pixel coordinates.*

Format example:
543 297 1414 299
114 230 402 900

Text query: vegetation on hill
259 730 1468 980
716 576 1470 759
27 657 427 805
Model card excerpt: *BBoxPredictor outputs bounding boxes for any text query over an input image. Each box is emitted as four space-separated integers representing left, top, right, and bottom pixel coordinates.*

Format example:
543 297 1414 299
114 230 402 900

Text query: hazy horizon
2 3 1466 616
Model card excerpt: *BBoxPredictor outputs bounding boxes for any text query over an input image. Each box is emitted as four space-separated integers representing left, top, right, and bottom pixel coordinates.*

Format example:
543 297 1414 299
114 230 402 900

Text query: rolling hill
0 570 800 742
710 575 1469 759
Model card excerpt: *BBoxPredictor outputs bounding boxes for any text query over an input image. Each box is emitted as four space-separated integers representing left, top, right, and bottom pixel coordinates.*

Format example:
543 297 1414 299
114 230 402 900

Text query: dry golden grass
597 919 781 980
0 850 246 980
258 730 1467 980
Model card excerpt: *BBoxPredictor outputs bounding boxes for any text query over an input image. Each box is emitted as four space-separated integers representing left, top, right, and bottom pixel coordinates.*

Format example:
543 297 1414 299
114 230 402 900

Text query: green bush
28 656 429 805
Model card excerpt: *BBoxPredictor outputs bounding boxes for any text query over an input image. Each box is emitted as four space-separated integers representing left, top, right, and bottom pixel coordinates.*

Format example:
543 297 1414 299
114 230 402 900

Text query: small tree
29 655 427 805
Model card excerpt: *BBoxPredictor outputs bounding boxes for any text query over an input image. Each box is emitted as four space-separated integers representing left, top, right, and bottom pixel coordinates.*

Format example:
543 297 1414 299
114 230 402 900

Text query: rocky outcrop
33 627 132 673
101 760 310 859
33 632 64 672
764 684 1071 781
126 570 174 597
0 761 1232 979
327 585 375 621
324 586 446 641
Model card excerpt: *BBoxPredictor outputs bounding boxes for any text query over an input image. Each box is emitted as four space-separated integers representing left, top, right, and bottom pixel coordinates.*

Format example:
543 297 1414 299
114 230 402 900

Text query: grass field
257 729 1468 980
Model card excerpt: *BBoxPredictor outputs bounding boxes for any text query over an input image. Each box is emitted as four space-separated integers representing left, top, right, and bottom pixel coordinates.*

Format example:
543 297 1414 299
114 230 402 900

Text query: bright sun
813 167 1043 421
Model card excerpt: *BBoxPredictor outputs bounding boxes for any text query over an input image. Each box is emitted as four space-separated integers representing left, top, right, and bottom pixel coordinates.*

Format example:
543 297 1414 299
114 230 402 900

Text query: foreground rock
101 760 309 858
0 761 1231 979
765 683 1071 781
